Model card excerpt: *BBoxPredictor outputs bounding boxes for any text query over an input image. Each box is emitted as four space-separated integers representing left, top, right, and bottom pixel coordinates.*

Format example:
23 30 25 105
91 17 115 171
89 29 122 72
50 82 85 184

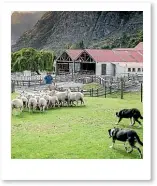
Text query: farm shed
56 42 143 76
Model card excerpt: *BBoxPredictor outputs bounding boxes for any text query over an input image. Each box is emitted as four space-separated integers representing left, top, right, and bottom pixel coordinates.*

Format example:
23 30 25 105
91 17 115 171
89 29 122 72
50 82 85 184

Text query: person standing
44 72 53 85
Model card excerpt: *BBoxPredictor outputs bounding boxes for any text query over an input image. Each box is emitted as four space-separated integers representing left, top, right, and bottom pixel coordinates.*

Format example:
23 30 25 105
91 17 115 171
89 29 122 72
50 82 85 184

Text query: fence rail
11 73 143 102
56 82 142 97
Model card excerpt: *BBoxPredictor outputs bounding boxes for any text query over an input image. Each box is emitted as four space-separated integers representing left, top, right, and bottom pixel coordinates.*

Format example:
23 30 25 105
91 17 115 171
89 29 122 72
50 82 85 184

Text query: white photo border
0 1 151 180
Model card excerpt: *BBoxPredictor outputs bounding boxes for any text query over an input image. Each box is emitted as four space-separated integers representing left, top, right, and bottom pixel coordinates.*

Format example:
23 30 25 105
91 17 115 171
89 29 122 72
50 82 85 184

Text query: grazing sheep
38 97 47 112
11 99 23 114
28 97 37 112
66 89 85 106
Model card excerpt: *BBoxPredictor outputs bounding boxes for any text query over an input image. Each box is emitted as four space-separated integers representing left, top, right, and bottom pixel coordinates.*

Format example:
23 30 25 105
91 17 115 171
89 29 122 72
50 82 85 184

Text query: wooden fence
56 82 143 102
11 73 143 102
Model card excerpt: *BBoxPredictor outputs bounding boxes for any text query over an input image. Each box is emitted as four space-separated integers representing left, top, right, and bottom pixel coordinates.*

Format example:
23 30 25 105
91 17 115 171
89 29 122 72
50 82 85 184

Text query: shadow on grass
112 148 141 159
112 122 143 131
12 105 87 117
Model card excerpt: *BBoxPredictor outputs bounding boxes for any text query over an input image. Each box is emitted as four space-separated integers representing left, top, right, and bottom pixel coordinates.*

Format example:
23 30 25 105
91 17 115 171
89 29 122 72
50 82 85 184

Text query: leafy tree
11 48 54 74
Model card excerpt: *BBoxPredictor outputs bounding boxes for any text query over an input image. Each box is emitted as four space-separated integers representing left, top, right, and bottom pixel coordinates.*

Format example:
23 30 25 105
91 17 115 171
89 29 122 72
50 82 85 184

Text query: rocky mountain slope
12 11 143 53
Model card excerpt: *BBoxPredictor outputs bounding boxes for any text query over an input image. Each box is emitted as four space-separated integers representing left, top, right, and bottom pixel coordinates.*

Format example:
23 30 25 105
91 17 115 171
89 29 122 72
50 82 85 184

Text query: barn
55 42 143 76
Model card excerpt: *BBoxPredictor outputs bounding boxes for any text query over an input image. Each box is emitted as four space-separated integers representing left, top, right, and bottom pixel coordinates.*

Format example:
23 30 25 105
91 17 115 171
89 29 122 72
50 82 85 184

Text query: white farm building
56 42 143 76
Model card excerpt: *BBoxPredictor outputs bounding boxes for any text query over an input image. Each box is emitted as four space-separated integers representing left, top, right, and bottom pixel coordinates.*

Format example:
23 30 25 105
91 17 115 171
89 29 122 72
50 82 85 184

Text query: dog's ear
108 129 111 138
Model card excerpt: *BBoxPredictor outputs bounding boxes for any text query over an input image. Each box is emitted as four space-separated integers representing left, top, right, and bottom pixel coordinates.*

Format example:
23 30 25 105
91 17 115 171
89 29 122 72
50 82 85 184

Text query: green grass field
11 92 143 159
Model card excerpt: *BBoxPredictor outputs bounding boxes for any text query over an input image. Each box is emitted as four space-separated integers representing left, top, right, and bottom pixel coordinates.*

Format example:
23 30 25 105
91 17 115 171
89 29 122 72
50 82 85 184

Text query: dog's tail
135 134 143 146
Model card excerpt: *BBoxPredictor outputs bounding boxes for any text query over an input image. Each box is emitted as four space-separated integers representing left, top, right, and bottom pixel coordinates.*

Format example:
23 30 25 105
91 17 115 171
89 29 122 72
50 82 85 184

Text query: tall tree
11 48 54 75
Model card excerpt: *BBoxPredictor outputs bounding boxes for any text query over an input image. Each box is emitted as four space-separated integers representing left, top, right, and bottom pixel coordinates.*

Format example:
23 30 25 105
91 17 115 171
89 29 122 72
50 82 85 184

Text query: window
137 68 141 72
128 68 131 72
132 68 135 72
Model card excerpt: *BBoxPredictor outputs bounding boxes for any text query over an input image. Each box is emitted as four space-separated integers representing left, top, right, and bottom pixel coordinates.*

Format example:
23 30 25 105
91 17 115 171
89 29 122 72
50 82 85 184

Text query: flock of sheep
11 88 85 114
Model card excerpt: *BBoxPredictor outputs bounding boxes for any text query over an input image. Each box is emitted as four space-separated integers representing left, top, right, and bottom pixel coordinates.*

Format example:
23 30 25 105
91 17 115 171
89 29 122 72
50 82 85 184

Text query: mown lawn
11 92 143 159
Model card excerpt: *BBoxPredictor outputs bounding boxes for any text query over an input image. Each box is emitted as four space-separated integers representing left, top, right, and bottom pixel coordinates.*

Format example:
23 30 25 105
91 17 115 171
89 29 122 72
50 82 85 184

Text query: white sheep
48 90 56 96
11 99 23 114
38 97 47 112
17 94 28 107
54 90 68 107
49 95 60 108
42 94 51 106
20 96 28 108
66 89 85 106
28 97 37 112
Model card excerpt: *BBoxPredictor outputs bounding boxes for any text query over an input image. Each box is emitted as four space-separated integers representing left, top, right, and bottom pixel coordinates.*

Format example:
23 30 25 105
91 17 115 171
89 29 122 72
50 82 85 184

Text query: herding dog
115 108 143 127
108 128 143 158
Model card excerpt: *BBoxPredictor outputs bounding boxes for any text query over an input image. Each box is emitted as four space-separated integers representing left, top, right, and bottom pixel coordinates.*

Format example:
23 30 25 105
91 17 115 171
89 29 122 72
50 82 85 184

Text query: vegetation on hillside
11 48 54 74
100 30 143 49
12 11 143 52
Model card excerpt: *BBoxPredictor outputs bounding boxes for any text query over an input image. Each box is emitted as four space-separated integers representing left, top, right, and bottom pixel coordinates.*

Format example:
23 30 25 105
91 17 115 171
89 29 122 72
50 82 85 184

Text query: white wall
96 62 117 76
96 62 143 76
96 62 101 75
115 63 126 75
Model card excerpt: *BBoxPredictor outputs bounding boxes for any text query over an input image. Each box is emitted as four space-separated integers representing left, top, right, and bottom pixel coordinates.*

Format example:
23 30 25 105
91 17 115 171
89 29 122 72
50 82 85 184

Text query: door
101 64 106 75
113 64 116 76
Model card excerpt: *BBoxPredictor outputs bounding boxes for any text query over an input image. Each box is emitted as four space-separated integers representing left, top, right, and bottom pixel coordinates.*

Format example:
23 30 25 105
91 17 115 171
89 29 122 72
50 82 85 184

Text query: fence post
109 86 112 94
11 81 15 93
97 89 98 97
141 83 143 102
40 78 41 85
105 81 106 98
121 77 123 99
92 88 93 97
90 89 91 96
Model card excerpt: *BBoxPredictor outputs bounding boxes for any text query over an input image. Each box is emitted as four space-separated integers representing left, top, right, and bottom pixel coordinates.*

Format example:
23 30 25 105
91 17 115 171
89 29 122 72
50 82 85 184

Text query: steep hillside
11 11 45 45
12 11 143 53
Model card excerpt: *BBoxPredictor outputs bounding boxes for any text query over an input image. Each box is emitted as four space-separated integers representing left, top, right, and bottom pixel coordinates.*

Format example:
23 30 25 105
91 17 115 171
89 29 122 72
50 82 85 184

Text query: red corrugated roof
114 48 135 50
135 42 143 50
127 50 143 62
60 42 143 63
85 49 123 62
66 49 83 60
113 50 137 62
138 50 143 55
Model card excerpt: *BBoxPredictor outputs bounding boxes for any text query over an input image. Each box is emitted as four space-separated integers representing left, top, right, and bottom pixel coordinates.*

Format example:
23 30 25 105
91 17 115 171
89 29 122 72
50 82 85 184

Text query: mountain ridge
12 11 143 54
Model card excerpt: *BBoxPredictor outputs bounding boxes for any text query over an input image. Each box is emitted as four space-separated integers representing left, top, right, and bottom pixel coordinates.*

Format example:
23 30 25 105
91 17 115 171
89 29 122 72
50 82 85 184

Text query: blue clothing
44 75 53 84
